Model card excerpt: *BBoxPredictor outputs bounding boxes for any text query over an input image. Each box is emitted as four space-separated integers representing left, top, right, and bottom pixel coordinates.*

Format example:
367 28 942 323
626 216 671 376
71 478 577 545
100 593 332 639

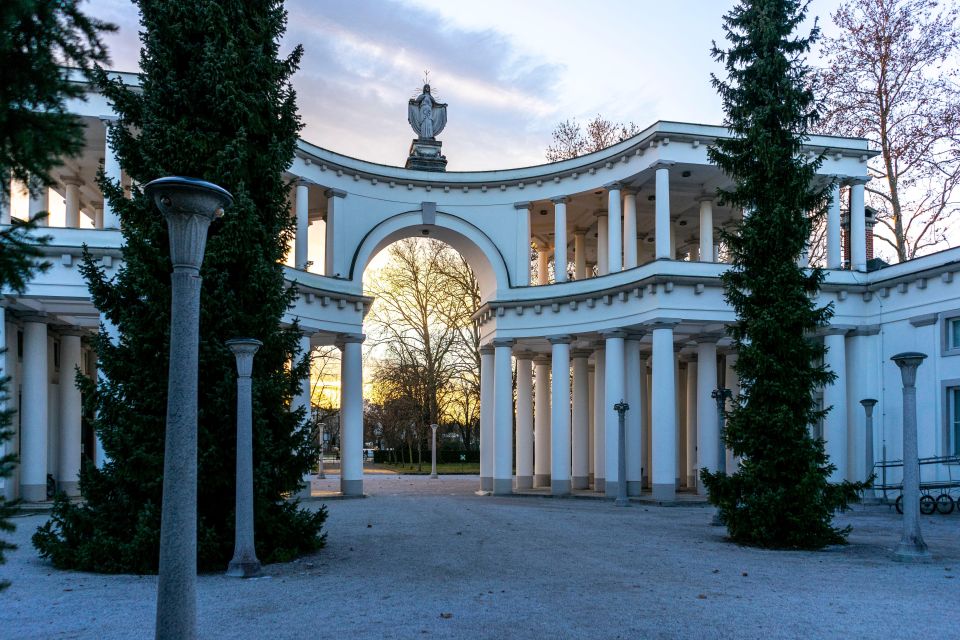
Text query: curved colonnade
2 72 960 503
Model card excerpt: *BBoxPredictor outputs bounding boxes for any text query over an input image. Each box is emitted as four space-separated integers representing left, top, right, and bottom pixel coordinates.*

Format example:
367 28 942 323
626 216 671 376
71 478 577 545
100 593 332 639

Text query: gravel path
2 475 958 639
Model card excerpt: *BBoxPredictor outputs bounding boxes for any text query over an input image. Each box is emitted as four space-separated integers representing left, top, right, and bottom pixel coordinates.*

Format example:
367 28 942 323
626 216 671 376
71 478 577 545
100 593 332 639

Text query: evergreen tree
33 0 326 573
699 0 866 549
1 0 113 588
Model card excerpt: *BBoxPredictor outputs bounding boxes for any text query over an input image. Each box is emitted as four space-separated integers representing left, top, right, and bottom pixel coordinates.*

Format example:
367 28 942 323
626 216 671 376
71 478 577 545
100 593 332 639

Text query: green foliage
33 0 326 573
0 0 115 196
1 0 111 589
699 0 866 549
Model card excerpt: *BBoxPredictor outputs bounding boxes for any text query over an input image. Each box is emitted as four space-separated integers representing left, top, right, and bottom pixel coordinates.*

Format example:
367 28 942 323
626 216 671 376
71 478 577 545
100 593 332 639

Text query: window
951 387 960 457
943 312 960 356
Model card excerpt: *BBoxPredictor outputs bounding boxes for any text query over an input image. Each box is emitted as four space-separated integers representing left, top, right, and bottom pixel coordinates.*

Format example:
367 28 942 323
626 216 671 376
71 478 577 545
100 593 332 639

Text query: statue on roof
408 84 447 140
405 77 448 171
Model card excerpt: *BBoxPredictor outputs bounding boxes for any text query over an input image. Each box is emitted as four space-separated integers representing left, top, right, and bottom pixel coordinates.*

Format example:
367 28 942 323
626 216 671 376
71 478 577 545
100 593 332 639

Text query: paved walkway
3 475 959 639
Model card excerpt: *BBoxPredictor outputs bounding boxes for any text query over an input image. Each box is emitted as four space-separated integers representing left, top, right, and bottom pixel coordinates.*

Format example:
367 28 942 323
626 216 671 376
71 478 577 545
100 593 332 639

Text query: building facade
2 71 959 502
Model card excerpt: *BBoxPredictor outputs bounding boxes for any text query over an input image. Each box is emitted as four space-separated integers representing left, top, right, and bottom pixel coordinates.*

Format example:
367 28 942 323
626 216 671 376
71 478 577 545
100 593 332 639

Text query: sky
87 0 848 171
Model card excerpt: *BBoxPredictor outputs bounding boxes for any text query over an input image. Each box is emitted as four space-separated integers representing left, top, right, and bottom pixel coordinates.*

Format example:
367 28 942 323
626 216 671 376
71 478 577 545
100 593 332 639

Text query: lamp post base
226 559 262 578
893 539 932 563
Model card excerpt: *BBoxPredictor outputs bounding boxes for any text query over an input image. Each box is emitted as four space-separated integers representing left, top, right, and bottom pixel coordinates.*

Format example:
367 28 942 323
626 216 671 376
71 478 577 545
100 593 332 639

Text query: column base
59 480 80 497
340 479 363 496
492 478 513 495
552 479 571 496
572 476 589 490
652 483 675 502
21 484 46 502
226 558 262 578
893 538 932 563
594 477 605 492
515 475 533 490
605 480 620 496
686 475 696 490
480 476 492 492
627 481 642 496
588 472 594 483
642 474 649 488
534 473 551 488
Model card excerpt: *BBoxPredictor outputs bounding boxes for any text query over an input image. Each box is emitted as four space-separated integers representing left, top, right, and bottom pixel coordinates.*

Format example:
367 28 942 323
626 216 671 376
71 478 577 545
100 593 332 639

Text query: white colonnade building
3 71 960 502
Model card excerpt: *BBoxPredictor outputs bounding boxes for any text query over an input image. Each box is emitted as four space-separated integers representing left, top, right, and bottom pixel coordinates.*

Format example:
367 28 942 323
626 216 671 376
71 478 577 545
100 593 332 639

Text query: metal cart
873 454 960 514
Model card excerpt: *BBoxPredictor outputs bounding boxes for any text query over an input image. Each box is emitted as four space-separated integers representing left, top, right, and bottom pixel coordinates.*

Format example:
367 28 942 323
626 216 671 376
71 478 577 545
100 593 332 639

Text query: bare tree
816 0 960 261
545 115 641 161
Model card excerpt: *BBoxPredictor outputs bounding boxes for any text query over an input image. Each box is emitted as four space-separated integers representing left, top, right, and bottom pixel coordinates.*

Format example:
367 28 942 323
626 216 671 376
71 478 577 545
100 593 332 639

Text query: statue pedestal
406 139 447 172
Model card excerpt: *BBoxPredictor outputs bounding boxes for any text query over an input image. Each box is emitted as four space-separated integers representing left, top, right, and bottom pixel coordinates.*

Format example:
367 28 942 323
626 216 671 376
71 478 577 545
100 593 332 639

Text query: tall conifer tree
699 0 865 548
33 0 326 572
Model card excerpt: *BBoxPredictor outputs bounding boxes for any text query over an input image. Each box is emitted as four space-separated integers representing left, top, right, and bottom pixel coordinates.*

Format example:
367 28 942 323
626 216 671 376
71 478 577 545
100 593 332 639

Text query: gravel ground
2 474 959 640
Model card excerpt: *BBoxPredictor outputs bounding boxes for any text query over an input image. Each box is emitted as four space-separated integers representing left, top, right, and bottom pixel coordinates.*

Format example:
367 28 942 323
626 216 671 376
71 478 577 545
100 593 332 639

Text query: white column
21 319 48 501
28 185 49 226
295 181 309 270
294 333 312 422
724 353 739 473
479 345 494 492
571 350 590 490
101 118 121 229
654 163 673 259
850 179 867 271
639 354 650 488
550 336 572 495
602 330 626 495
536 242 550 286
573 229 587 280
823 330 849 482
64 179 81 228
553 198 568 283
323 188 346 277
625 337 643 496
592 346 605 490
492 339 514 495
0 173 10 224
696 338 719 496
651 321 678 501
339 334 364 496
515 352 534 490
587 365 595 481
94 315 119 467
92 202 104 229
606 184 623 272
698 198 714 263
596 213 609 276
685 355 698 488
623 191 638 269
827 182 842 269
57 333 83 496
0 308 14 501
533 355 551 487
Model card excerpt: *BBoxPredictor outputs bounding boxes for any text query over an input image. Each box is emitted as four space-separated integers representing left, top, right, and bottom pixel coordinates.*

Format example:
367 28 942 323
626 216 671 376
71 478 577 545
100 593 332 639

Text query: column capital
844 176 870 186
514 201 532 210
599 329 628 340
650 160 676 170
533 355 551 366
571 349 592 359
595 209 608 219
696 194 715 204
62 175 84 188
324 187 347 199
621 187 638 197
479 344 495 356
513 349 536 360
694 332 724 344
819 325 853 337
548 334 573 345
98 115 118 126
58 326 89 338
294 177 314 189
604 181 623 191
21 313 49 324
492 338 515 349
337 332 365 345
550 196 569 205
573 226 588 236
643 318 681 330
624 330 646 342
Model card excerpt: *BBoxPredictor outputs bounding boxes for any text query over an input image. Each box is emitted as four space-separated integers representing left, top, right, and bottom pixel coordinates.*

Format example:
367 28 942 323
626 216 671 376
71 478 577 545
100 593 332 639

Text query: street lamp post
146 176 233 640
890 352 931 563
318 421 326 480
225 338 262 578
430 423 439 479
614 400 629 507
710 387 732 526
860 398 878 503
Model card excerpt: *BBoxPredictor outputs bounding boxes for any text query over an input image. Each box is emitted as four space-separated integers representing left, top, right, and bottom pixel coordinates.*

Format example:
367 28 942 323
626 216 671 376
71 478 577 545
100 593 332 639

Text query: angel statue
408 84 447 140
